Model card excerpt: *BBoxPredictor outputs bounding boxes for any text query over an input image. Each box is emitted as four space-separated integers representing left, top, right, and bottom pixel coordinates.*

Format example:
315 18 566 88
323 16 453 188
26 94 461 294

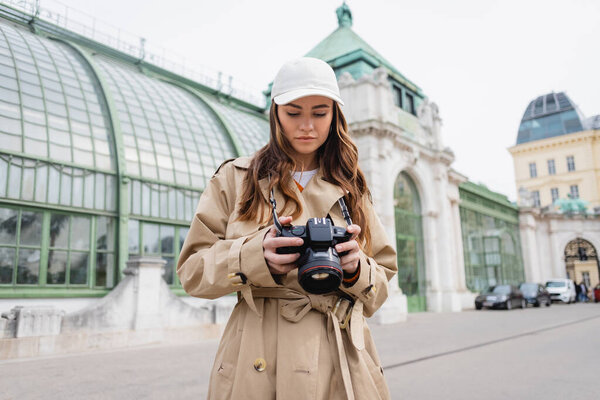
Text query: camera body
276 217 352 294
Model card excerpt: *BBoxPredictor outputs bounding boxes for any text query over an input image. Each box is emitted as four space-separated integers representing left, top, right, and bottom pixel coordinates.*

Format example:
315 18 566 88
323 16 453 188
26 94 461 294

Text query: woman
177 57 397 400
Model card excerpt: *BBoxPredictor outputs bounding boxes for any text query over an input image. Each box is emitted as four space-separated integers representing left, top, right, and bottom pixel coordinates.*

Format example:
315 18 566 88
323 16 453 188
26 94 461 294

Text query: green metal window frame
0 203 117 297
459 206 525 292
127 218 189 288
394 172 426 312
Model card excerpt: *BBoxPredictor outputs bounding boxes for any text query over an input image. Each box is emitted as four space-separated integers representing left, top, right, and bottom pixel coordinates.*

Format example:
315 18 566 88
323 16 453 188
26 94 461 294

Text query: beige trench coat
177 157 398 400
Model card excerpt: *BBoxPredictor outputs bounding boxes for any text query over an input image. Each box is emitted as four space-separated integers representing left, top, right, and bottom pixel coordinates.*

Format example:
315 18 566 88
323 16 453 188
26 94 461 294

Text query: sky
36 0 600 201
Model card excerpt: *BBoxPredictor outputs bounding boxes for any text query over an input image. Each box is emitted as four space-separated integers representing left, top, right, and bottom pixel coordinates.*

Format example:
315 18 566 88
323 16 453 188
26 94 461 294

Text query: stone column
125 256 166 331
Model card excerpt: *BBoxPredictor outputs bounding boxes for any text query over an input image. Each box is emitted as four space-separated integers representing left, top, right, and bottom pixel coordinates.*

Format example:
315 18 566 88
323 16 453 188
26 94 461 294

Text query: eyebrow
285 103 331 110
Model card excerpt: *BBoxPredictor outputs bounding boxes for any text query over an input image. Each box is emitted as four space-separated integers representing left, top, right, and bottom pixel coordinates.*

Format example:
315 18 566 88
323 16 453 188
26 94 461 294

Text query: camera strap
269 185 352 228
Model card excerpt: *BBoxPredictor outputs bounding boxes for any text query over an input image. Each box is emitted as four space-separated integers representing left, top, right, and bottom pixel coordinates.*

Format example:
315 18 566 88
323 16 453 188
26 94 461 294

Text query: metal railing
1 0 266 108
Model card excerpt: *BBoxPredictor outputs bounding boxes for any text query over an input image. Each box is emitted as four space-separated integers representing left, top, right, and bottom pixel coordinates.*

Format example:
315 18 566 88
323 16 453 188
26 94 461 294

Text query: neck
293 154 318 172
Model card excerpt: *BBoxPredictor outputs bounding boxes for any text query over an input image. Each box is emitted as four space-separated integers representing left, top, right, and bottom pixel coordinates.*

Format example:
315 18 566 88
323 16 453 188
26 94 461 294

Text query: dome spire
336 2 353 28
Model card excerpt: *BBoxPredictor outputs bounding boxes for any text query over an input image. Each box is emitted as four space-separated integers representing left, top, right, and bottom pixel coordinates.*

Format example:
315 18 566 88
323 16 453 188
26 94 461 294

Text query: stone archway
394 171 426 312
564 238 599 294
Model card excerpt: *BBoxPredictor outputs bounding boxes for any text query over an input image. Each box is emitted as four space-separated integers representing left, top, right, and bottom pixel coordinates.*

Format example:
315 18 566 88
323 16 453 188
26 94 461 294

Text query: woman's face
277 95 334 169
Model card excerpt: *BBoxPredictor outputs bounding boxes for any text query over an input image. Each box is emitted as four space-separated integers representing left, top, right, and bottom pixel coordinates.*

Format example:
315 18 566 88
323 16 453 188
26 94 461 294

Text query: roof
516 92 585 145
262 3 424 99
0 8 269 220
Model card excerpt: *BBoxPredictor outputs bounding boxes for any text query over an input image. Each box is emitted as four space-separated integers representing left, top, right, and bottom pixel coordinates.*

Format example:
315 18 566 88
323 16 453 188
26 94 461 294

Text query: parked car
545 279 576 304
594 284 600 303
519 282 551 307
475 285 526 310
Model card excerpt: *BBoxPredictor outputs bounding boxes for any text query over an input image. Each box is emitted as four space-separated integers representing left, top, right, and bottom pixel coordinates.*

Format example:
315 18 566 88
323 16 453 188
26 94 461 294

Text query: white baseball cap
271 57 344 106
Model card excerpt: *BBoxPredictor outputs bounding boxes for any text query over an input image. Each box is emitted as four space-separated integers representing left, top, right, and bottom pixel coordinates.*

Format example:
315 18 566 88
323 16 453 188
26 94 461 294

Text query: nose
299 116 314 132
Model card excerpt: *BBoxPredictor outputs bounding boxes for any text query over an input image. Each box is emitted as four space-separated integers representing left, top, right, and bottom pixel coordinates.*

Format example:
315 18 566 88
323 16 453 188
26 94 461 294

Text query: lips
296 136 316 141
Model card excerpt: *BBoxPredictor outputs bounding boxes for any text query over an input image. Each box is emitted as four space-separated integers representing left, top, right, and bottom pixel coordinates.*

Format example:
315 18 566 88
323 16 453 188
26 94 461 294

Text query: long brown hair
237 101 372 254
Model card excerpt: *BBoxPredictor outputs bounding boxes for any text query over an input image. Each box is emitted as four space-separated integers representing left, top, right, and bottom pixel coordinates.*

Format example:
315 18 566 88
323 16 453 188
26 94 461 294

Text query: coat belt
250 287 364 400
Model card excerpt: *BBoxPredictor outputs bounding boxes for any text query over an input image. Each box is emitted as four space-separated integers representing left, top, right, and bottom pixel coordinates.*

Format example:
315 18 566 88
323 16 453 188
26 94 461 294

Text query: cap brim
273 88 344 106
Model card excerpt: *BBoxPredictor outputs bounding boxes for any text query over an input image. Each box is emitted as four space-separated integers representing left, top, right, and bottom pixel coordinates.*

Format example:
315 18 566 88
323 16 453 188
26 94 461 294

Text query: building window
570 185 579 199
550 188 559 203
532 191 540 207
547 159 556 175
0 206 116 288
406 93 415 115
128 219 188 286
567 156 575 172
529 162 537 178
393 86 403 108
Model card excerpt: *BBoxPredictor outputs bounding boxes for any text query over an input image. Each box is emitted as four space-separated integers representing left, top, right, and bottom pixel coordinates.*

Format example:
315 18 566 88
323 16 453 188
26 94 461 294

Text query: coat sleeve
176 162 278 299
340 197 398 317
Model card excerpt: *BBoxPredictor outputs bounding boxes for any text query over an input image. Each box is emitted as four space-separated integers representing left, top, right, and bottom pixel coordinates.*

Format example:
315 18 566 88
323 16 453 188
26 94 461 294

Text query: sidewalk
1 303 599 400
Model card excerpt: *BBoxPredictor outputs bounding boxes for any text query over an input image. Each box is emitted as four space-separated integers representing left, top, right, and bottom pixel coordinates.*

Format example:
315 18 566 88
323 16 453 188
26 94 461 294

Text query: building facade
509 92 600 293
509 92 600 209
1 2 528 353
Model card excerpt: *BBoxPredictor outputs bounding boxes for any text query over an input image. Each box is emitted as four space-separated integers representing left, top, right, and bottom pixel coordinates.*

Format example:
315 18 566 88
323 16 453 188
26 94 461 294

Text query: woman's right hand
263 216 303 275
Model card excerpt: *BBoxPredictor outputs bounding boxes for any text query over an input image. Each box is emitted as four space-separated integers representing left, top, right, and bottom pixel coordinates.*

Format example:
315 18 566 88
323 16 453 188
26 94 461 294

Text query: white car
545 279 576 304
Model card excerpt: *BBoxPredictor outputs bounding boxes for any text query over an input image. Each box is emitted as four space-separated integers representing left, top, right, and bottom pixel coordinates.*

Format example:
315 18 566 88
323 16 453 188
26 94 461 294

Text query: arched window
394 172 426 312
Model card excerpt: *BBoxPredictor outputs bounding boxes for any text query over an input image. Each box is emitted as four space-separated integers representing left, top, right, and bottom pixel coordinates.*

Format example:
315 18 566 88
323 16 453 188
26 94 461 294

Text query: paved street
1 302 599 400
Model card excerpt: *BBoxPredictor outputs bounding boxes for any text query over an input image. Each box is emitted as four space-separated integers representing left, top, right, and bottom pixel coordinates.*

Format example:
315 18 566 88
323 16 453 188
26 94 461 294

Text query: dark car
519 282 551 307
475 284 526 310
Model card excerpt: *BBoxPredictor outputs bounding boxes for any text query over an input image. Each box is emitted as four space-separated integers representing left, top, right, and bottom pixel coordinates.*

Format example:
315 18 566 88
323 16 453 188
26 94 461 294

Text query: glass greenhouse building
0 5 269 299
0 2 526 310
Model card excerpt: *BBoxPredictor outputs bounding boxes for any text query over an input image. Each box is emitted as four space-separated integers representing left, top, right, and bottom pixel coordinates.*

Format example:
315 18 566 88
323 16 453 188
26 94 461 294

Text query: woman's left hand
335 224 361 274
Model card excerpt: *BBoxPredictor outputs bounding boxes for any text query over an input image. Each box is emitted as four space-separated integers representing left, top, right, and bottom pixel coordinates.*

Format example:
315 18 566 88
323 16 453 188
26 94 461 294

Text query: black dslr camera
270 189 353 294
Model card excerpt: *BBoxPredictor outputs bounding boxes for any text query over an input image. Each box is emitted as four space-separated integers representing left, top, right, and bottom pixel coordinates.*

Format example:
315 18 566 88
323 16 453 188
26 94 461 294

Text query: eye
314 113 327 118
286 112 300 117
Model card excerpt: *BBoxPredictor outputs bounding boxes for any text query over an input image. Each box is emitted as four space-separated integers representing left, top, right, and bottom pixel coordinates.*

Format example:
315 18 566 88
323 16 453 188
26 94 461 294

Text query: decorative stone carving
417 99 443 149
518 187 534 207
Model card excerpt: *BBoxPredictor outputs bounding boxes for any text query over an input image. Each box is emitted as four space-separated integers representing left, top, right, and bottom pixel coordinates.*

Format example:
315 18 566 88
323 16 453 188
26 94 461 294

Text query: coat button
253 358 266 372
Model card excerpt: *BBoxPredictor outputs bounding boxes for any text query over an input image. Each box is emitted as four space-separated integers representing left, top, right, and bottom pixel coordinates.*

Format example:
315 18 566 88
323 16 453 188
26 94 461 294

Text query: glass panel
20 211 43 246
69 252 89 284
95 252 114 288
131 180 141 215
160 225 174 254
60 173 71 205
72 175 83 207
0 208 18 245
21 167 35 201
160 190 168 219
49 214 69 249
96 217 115 251
8 163 21 198
0 156 7 197
162 256 174 285
142 183 150 216
47 250 67 284
84 173 94 209
128 219 139 254
143 223 160 255
17 248 40 284
71 216 90 250
179 227 189 251
48 166 60 204
95 174 105 210
0 247 15 284
34 165 47 202
106 175 116 210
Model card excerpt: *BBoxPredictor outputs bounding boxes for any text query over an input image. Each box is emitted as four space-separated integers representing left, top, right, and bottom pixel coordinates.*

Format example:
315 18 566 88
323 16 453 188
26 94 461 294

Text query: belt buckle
332 297 353 330
227 272 247 286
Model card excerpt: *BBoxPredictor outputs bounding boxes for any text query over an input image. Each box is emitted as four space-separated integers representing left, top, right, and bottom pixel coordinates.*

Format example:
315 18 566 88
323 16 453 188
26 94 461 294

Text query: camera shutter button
291 226 305 236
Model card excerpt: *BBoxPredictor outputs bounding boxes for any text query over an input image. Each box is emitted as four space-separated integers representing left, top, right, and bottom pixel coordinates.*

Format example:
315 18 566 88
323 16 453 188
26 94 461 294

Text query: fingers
265 251 300 265
267 262 298 275
335 238 359 255
346 224 361 240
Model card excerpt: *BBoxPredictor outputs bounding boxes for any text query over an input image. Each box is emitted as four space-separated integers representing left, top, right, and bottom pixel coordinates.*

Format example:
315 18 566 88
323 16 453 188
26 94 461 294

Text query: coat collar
256 165 346 222
232 156 347 220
